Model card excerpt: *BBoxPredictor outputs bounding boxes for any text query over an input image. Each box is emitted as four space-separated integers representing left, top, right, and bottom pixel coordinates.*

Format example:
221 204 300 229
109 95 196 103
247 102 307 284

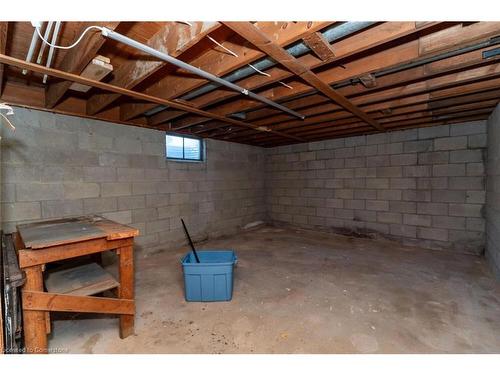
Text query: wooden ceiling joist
45 22 120 108
119 21 333 121
0 53 302 142
0 22 8 95
221 22 381 131
86 21 221 115
219 52 500 141
191 22 500 138
169 22 449 132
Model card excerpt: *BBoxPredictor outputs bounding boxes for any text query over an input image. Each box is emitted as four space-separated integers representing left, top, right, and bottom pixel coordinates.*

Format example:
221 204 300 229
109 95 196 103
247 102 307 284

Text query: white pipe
43 21 61 84
22 28 40 75
36 22 53 64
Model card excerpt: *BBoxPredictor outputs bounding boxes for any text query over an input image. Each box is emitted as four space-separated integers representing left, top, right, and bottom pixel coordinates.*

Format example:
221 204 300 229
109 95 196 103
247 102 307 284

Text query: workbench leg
22 266 48 354
118 245 134 338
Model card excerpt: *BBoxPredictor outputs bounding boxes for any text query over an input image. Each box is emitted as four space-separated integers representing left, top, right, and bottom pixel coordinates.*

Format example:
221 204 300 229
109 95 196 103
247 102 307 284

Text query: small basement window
166 134 203 161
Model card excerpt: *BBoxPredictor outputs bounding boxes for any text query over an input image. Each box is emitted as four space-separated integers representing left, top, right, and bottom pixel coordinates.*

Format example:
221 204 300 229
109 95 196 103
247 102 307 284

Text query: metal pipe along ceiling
101 28 306 119
144 21 377 117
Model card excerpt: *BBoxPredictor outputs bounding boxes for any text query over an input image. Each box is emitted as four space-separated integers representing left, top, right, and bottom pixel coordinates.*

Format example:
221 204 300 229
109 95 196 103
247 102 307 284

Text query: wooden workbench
15 216 139 354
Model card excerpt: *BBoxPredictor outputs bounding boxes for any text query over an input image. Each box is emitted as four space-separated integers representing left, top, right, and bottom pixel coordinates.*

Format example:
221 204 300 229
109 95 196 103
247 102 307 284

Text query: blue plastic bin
181 250 237 302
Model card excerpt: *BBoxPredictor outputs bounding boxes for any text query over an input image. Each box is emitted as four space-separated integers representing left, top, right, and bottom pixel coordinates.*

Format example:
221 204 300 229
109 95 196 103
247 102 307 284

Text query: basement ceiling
0 21 499 147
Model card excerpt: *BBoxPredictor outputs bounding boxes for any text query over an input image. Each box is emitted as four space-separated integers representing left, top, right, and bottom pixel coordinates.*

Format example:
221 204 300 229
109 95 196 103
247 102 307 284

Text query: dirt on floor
48 225 500 353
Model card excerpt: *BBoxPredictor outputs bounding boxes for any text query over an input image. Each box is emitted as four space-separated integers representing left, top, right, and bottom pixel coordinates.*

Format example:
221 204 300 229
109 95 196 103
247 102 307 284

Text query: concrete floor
48 226 500 353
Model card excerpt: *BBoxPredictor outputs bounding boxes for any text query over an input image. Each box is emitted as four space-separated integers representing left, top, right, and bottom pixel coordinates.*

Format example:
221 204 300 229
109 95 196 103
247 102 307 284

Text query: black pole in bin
181 218 200 263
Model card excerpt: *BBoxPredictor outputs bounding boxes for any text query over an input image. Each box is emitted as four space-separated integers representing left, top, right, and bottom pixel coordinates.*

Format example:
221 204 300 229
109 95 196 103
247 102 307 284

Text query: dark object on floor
1 232 26 354
181 250 237 302
181 218 200 263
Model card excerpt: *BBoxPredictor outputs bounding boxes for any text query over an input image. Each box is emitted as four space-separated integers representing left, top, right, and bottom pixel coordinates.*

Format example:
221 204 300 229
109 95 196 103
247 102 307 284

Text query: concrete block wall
1 107 266 252
266 121 487 254
486 104 500 277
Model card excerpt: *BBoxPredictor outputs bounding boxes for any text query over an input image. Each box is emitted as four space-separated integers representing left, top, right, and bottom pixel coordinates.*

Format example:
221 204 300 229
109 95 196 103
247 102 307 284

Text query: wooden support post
118 245 134 338
22 266 47 354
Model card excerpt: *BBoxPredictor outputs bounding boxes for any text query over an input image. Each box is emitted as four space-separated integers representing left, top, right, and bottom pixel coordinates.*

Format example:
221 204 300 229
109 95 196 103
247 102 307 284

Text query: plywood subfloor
48 226 500 353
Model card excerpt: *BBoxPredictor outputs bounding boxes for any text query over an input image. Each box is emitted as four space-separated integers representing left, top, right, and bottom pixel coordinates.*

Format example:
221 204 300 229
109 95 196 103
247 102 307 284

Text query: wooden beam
302 31 336 61
0 53 302 142
184 22 500 133
45 22 120 108
86 21 221 115
120 21 333 121
218 49 500 139
22 291 134 315
0 22 8 96
166 22 447 129
226 22 384 130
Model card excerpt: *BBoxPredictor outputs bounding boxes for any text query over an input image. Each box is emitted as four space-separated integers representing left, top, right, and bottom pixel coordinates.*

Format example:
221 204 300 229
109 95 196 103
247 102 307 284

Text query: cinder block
450 149 483 163
390 224 417 238
117 168 146 182
366 178 389 189
101 182 132 197
334 208 354 220
377 189 402 201
377 143 403 155
390 178 416 189
417 177 448 190
467 217 485 232
354 209 377 222
390 128 418 143
101 210 132 224
418 125 449 139
376 166 402 177
366 155 390 167
63 182 100 199
432 164 465 176
434 136 467 151
450 121 486 136
403 213 431 227
118 196 146 210
468 133 487 148
466 190 486 204
366 133 388 145
466 163 485 176
366 200 389 211
432 215 466 230
83 166 117 182
2 202 41 221
402 190 431 202
417 227 448 241
389 201 416 213
345 157 365 168
449 203 483 217
334 189 354 200
132 182 157 195
431 190 466 203
403 165 431 177
354 189 377 200
16 183 64 201
404 140 433 153
335 147 355 158
83 197 117 214
42 200 83 218
377 211 402 224
325 198 344 208
133 207 159 222
390 154 417 166
449 177 484 190
418 151 449 165
417 202 448 216
344 199 365 210
345 135 366 147
300 151 316 161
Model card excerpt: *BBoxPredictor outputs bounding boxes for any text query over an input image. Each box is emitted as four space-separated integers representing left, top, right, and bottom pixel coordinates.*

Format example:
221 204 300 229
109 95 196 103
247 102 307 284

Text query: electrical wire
279 81 293 89
248 63 270 77
207 35 239 57
35 25 105 50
